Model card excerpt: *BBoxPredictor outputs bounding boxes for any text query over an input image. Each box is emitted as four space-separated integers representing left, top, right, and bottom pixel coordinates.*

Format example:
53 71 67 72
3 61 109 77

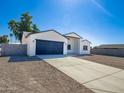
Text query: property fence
91 48 124 57
1 44 27 56
0 46 1 56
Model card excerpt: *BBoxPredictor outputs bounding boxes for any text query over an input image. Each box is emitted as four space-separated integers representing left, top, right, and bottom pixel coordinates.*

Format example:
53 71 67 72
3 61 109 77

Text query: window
67 45 71 50
83 46 88 50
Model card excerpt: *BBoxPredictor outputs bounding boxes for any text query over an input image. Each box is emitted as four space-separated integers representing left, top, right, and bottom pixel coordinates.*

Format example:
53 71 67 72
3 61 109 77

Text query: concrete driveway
38 55 124 93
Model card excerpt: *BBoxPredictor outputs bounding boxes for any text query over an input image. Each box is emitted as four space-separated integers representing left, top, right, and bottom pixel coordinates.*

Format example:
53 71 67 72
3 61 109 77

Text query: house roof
97 44 124 49
25 29 67 39
64 32 83 39
82 39 92 44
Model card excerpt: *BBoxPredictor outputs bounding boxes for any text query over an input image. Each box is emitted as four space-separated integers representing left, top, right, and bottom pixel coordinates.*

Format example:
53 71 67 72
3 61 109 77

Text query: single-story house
22 29 91 56
92 44 124 57
95 44 124 49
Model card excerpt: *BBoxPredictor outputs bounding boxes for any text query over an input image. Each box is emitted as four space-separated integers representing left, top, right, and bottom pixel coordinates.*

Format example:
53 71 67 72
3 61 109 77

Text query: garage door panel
36 40 63 55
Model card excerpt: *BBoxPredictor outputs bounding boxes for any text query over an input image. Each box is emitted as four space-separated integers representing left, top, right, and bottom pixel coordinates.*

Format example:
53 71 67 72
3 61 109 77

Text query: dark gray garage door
36 40 64 55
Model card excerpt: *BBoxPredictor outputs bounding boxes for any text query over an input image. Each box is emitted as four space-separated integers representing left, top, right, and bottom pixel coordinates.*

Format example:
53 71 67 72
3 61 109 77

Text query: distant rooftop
97 44 124 49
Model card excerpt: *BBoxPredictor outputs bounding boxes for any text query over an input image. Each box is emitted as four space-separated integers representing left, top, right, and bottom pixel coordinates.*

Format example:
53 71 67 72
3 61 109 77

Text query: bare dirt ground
0 56 93 93
77 55 124 70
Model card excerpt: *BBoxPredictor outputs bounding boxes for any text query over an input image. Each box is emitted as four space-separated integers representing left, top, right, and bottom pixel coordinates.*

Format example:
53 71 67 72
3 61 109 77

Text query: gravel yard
0 56 93 93
78 55 124 70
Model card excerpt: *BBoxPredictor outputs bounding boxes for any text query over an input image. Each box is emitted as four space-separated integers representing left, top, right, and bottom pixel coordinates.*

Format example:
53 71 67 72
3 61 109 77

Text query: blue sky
0 0 124 46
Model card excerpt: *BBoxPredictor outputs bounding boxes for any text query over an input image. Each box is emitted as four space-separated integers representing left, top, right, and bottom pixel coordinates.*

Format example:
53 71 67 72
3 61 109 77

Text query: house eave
64 32 83 39
25 29 68 39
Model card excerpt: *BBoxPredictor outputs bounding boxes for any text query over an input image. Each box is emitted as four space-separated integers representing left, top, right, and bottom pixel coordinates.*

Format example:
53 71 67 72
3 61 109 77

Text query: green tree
19 12 32 32
8 12 40 43
32 24 40 32
0 35 9 44
8 20 19 40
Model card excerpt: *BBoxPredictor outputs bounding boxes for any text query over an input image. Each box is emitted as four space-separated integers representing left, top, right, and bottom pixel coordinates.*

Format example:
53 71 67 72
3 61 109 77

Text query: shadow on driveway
8 56 42 62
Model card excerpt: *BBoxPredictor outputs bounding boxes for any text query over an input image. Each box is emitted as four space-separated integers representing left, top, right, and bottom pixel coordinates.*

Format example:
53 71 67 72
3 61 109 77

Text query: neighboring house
95 44 124 49
92 44 124 57
22 30 91 56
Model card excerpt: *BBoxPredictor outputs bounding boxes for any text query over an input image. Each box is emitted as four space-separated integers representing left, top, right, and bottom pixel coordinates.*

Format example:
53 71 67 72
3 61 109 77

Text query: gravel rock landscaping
0 56 93 93
78 54 124 70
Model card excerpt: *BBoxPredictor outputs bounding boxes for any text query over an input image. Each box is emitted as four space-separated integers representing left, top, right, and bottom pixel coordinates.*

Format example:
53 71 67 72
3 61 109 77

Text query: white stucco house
22 29 91 56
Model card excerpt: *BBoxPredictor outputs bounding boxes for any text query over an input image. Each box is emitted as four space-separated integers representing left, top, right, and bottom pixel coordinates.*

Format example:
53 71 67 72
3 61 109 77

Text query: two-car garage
36 40 64 55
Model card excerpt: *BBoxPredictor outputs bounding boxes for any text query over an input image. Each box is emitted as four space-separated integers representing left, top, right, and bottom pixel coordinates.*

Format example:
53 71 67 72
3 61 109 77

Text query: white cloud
91 0 114 17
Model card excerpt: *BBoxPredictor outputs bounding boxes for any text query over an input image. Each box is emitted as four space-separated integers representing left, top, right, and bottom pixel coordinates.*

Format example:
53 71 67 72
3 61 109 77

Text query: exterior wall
22 32 31 44
65 33 91 55
80 41 91 54
67 37 80 54
27 36 35 56
91 48 124 57
74 39 80 54
27 31 68 56
63 43 67 55
22 37 28 44
1 44 27 56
